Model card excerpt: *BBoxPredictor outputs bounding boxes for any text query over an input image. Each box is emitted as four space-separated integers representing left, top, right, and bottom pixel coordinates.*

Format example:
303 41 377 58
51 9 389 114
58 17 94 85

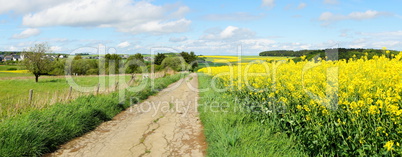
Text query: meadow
0 72 136 120
198 52 402 156
0 65 31 78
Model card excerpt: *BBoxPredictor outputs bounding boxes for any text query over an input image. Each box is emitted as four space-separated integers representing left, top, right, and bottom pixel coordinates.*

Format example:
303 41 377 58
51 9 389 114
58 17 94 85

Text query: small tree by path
22 43 52 82
126 53 145 82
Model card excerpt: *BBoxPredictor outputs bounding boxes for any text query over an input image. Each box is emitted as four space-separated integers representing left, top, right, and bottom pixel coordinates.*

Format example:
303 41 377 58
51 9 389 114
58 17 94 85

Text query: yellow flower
384 140 394 151
303 105 310 112
368 105 380 114
321 109 328 115
305 115 311 121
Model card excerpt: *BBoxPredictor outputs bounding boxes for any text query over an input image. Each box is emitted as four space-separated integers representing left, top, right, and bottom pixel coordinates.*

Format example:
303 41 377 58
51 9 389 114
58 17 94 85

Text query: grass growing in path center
197 73 306 156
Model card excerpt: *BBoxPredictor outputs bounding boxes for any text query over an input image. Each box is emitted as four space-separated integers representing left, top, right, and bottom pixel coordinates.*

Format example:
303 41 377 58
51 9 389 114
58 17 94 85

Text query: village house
3 56 13 62
12 55 21 61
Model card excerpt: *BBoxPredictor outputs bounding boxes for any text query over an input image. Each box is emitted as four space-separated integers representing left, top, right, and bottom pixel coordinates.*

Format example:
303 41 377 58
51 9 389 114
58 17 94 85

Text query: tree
104 54 122 74
161 57 188 71
49 59 66 75
154 53 166 65
179 51 198 71
22 43 52 82
126 53 145 79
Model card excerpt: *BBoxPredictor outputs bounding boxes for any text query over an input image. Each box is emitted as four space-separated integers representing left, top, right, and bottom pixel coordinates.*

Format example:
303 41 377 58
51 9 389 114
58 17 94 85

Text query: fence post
96 83 100 95
29 89 33 104
68 86 72 99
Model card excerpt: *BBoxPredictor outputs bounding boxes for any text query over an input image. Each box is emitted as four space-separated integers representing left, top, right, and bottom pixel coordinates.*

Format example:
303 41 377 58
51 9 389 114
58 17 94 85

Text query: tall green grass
198 73 306 156
0 73 186 156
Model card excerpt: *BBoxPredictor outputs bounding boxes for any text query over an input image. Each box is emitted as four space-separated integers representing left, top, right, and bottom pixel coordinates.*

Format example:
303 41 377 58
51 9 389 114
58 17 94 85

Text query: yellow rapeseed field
199 52 402 155
0 70 29 73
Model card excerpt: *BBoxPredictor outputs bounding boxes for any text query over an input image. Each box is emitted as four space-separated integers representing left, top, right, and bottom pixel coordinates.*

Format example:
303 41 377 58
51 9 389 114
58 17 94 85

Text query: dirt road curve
47 73 206 157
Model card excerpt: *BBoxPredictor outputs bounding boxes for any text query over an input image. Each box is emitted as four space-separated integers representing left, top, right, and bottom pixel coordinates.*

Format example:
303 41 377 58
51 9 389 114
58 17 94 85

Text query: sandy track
46 73 206 157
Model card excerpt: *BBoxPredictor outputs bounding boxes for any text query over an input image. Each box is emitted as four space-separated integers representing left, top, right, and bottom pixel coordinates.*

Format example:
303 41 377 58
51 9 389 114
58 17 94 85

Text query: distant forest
259 48 400 61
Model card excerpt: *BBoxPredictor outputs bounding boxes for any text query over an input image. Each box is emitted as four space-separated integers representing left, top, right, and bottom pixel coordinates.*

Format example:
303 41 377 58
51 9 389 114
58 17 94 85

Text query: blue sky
0 0 401 55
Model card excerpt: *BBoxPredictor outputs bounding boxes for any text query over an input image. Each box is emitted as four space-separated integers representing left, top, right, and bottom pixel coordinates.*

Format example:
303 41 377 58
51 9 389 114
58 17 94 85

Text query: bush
86 68 99 75
161 57 188 71
6 68 17 71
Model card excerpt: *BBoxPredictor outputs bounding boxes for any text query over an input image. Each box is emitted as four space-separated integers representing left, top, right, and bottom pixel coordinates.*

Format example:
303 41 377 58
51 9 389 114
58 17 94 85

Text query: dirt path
46 73 206 157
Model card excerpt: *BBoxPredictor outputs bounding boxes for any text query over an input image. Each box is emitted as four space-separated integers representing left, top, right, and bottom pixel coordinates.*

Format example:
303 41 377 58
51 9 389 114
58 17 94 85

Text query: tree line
260 48 400 61
22 44 200 82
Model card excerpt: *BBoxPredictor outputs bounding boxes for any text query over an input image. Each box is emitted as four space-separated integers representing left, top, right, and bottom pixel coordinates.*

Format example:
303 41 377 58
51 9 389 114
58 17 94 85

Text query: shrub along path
47 73 206 157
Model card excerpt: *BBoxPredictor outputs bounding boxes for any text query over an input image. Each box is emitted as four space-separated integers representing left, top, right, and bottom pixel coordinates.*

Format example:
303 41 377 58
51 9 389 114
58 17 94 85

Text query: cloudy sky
0 0 401 55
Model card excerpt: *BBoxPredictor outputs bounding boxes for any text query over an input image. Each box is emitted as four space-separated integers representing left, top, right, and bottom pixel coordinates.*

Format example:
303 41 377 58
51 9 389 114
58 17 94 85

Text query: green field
0 65 24 71
0 74 134 119
0 65 30 78
0 72 32 78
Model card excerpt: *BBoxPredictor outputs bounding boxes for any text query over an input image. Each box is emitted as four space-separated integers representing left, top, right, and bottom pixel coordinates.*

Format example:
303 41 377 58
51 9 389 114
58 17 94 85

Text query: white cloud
201 26 255 40
169 36 188 42
363 31 402 38
170 6 190 18
0 0 66 14
319 10 389 25
203 12 265 21
118 18 191 34
50 46 62 52
240 39 276 50
323 0 338 5
11 28 41 39
372 41 402 48
21 0 191 34
5 46 19 51
297 3 307 9
262 0 275 8
117 41 130 48
342 31 402 49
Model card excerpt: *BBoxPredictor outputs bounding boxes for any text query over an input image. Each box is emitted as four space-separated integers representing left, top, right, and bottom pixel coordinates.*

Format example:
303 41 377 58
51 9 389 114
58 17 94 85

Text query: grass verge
197 73 306 156
0 73 186 156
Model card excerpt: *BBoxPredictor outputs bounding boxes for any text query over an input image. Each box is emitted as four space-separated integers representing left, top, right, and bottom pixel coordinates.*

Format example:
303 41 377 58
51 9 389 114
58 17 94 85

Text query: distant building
144 57 153 61
3 56 13 62
12 55 21 61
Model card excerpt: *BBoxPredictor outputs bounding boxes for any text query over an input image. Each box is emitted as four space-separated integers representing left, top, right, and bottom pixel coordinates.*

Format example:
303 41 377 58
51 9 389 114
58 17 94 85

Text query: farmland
0 65 31 78
0 74 135 119
203 55 293 63
198 52 402 156
1 51 402 156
